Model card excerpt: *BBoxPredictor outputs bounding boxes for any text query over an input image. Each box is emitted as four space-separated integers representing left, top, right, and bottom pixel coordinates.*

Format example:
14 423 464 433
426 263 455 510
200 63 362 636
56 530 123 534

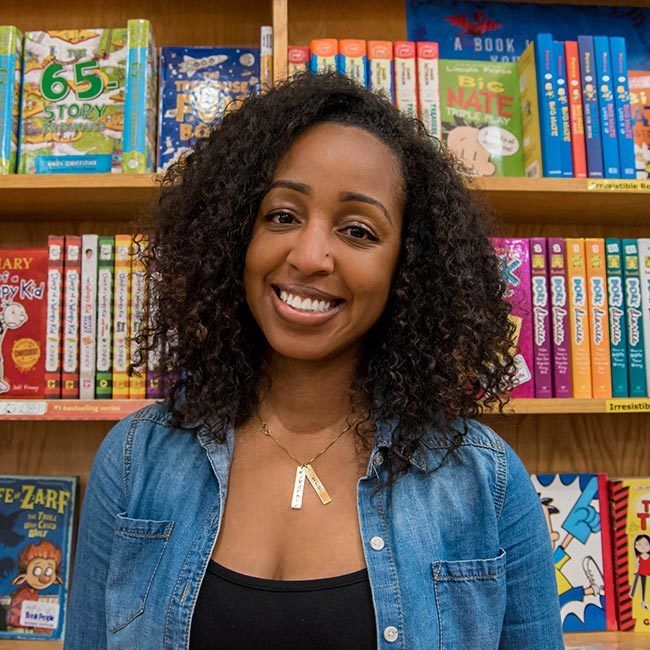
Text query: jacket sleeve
64 416 132 649
498 441 564 650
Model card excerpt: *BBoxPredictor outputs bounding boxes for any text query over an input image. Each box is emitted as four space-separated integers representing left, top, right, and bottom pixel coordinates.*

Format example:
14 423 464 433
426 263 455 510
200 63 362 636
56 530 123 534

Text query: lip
269 285 344 326
272 283 344 303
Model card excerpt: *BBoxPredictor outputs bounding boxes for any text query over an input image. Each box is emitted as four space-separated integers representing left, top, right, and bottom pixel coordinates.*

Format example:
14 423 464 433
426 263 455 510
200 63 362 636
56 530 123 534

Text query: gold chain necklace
257 410 354 509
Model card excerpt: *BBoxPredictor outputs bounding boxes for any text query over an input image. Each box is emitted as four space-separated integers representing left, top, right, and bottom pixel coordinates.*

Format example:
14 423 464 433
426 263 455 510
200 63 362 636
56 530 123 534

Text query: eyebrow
339 191 390 223
268 180 311 194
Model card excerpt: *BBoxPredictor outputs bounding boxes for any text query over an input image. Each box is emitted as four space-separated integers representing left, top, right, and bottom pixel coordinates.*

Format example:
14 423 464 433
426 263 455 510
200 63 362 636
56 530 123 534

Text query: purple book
531 238 553 397
146 238 163 399
548 238 573 397
492 238 535 398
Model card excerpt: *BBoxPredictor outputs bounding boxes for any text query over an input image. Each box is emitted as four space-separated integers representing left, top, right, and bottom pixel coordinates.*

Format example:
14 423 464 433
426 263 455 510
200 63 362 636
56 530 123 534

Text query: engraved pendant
291 465 307 509
304 463 332 505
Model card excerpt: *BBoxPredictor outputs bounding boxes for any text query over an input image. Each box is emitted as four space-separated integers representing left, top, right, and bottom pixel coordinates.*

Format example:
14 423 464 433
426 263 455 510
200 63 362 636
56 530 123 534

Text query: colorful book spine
416 41 441 141
44 236 64 398
531 238 553 397
367 41 394 103
622 239 647 397
394 41 417 119
260 25 273 92
578 36 604 178
594 35 620 178
111 235 131 399
553 40 574 177
0 26 22 174
534 34 562 177
146 246 163 399
609 37 636 179
61 237 81 399
79 235 98 400
564 41 587 178
585 238 612 398
549 238 572 397
566 238 592 398
129 237 147 398
605 239 629 397
95 236 114 399
123 19 157 173
338 39 367 86
288 46 310 76
517 42 543 177
309 38 337 74
629 71 650 180
637 239 650 395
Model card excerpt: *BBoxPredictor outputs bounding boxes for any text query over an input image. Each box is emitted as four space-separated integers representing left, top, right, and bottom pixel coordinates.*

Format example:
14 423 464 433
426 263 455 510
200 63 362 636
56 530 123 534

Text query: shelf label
605 399 650 413
0 401 48 415
587 180 650 192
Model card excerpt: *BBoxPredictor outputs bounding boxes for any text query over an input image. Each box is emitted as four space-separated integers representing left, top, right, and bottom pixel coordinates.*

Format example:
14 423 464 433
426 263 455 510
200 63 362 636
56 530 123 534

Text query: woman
65 72 562 649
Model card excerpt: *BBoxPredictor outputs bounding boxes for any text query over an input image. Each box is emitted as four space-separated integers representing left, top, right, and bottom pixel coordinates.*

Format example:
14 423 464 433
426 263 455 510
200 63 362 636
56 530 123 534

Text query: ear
55 575 64 584
11 574 27 585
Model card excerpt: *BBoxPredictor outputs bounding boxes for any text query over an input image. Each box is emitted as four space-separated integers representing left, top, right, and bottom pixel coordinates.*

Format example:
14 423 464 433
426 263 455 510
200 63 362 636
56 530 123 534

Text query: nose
285 220 334 275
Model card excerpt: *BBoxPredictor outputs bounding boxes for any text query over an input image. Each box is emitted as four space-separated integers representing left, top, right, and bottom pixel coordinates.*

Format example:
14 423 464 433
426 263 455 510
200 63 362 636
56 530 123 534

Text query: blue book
609 37 636 179
605 239 629 397
577 36 604 178
593 35 620 178
553 41 573 177
157 46 260 172
535 34 562 178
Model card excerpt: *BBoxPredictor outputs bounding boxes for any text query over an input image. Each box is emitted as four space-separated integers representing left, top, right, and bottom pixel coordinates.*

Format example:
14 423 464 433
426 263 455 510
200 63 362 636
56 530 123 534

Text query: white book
637 238 650 394
79 235 98 399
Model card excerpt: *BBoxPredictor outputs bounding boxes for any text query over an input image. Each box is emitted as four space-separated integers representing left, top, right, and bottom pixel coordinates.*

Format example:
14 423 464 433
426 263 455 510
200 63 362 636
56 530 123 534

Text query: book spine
637 239 650 396
287 46 310 76
367 41 394 103
79 234 98 399
585 238 612 397
260 25 273 92
605 238 629 397
0 26 22 174
553 40 574 177
564 41 587 178
128 237 147 398
566 238 592 398
416 41 441 141
309 38 338 74
44 235 65 398
338 39 367 87
596 473 617 631
577 35 604 178
594 35 620 178
530 238 553 397
394 41 417 119
146 244 163 399
622 239 647 397
534 33 562 177
548 238 572 397
95 236 114 398
609 37 636 179
112 235 132 399
61 236 81 398
517 42 543 178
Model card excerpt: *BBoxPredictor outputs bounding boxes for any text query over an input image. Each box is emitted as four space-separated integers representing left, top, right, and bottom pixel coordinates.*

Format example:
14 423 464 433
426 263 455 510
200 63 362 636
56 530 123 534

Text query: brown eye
266 211 295 225
342 225 379 242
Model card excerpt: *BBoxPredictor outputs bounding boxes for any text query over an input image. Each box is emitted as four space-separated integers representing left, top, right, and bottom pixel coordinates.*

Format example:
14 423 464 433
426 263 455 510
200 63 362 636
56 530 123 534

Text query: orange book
112 235 132 399
128 237 147 398
585 238 612 397
566 238 592 398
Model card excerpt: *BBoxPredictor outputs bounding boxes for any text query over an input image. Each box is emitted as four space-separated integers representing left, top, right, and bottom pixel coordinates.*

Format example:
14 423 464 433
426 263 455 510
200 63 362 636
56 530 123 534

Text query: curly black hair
132 71 517 484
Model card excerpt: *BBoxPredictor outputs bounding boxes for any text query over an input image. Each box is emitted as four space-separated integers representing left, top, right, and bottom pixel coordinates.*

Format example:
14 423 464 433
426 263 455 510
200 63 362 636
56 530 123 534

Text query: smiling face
243 122 404 363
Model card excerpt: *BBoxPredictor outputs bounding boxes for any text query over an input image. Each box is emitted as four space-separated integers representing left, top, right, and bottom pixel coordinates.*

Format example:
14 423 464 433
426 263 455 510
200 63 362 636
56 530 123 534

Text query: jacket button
374 451 384 466
370 536 385 551
383 626 399 642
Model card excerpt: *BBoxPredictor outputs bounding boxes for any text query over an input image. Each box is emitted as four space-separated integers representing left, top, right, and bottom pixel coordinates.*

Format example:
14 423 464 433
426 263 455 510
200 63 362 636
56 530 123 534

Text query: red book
61 236 81 399
44 236 65 398
565 41 588 178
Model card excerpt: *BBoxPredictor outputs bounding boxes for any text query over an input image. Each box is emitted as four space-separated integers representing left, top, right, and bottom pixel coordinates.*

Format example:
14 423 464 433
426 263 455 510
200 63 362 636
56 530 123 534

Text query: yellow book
585 238 612 397
112 235 132 399
566 238 592 398
517 42 543 177
129 237 147 398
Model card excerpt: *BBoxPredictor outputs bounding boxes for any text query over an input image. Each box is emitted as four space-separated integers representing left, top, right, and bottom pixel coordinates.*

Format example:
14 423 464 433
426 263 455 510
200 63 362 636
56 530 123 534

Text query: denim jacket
64 402 563 649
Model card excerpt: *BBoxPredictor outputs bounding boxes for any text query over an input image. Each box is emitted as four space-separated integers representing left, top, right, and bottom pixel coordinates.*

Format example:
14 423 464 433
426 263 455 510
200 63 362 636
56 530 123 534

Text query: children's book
95 236 114 399
517 41 543 177
338 39 367 87
367 41 393 103
394 41 417 119
594 35 620 178
0 475 77 640
553 40 573 177
578 36 604 179
309 39 337 74
605 239 629 397
416 42 441 141
637 239 650 396
609 37 636 179
548 238 572 397
111 235 131 399
629 70 650 180
79 234 98 400
530 238 553 397
0 26 23 174
564 41 587 178
44 237 64 399
288 46 310 77
61 237 80 399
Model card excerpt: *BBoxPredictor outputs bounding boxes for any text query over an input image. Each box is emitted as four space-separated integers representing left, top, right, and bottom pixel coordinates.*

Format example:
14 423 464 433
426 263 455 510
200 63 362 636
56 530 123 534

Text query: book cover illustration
157 46 260 173
0 475 77 640
532 473 615 632
629 70 650 180
0 248 47 397
530 238 553 397
19 28 127 174
548 238 572 397
0 26 23 174
439 59 523 176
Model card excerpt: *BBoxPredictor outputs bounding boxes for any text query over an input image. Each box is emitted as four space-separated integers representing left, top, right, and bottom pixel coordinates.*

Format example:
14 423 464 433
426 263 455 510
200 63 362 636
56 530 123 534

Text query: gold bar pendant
304 463 332 505
291 465 307 509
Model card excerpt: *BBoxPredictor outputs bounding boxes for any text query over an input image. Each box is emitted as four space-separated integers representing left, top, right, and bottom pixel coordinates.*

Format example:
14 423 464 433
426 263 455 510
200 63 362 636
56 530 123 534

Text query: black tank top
189 560 377 649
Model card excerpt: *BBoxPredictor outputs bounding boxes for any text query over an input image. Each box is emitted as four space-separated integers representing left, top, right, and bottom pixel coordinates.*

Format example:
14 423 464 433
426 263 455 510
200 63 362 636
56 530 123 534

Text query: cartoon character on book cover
532 473 615 632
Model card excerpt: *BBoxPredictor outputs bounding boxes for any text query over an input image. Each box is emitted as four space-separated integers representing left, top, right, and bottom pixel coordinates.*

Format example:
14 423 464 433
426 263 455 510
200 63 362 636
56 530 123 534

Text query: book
608 478 650 631
338 39 367 87
637 239 650 397
605 239 629 397
0 26 22 174
146 244 162 399
416 41 441 141
367 41 394 103
594 35 620 178
553 40 574 177
532 473 615 632
578 36 605 179
260 25 273 92
44 236 64 398
288 46 310 77
566 238 592 398
111 235 131 399
95 236 114 399
19 28 127 174
517 41 543 177
0 248 47 397
439 59 524 176
0 475 77 640
79 235 98 400
609 37 637 180
122 19 157 174
157 46 260 173
629 70 650 180
128 237 147 398
548 238 572 397
564 41 587 178
530 238 553 397
622 239 647 397
394 41 417 119
61 237 81 399
309 39 337 74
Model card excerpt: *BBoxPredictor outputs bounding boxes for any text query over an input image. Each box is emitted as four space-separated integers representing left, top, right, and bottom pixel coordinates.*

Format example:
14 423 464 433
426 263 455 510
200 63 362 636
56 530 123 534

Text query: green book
605 238 629 397
0 26 22 174
95 236 114 398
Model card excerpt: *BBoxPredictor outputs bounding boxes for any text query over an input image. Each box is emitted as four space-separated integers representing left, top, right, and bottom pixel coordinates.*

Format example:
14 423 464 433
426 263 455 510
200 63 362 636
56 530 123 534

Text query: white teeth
277 289 335 313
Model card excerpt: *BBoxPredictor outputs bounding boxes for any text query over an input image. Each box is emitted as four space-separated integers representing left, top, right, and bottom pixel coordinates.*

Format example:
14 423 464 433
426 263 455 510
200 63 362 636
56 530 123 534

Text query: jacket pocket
106 513 175 633
431 548 506 650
